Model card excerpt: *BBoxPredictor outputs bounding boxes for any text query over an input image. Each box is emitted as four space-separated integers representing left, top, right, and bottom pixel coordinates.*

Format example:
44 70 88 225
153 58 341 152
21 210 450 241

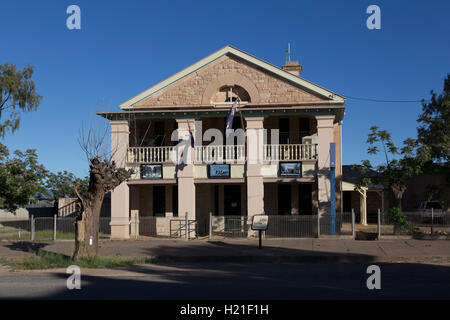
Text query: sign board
208 164 230 178
251 214 269 231
279 162 301 177
140 164 163 179
330 142 336 168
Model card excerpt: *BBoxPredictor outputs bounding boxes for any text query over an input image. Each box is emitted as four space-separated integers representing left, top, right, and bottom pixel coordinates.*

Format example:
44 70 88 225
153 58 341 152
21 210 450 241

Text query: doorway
278 184 292 215
153 186 165 217
224 185 242 231
298 184 313 214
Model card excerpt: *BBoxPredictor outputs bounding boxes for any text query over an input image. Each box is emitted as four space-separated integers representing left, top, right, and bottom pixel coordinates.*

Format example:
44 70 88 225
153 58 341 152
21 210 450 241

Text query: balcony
194 145 245 163
127 146 177 163
126 144 317 164
263 144 317 161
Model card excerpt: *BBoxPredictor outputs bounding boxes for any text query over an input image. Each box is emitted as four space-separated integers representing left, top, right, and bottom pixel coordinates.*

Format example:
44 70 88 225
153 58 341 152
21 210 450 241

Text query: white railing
194 145 246 163
263 144 317 161
127 146 177 163
127 144 317 163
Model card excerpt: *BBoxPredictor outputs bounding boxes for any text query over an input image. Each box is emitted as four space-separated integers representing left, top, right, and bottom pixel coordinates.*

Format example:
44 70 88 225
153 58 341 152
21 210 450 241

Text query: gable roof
120 45 345 109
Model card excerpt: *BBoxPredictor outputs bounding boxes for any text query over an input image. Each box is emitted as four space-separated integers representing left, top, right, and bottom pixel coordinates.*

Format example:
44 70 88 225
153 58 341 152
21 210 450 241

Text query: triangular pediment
120 45 345 109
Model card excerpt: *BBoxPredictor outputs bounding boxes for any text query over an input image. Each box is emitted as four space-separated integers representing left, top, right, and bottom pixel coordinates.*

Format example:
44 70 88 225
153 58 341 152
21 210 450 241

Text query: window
279 118 290 144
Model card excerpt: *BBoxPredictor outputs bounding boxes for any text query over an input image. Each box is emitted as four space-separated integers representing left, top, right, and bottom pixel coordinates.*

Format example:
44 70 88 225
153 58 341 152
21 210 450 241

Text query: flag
188 125 194 148
225 100 238 137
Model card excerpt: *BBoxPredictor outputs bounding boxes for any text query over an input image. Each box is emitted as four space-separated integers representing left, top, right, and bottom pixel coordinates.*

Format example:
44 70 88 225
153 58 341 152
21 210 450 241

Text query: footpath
1 238 450 265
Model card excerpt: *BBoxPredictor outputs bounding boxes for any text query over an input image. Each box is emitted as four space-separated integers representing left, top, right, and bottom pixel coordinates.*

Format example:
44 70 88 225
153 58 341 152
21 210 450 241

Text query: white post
317 208 320 238
53 214 57 241
431 207 434 235
209 211 212 240
352 208 355 239
30 214 35 241
377 208 381 240
185 212 188 241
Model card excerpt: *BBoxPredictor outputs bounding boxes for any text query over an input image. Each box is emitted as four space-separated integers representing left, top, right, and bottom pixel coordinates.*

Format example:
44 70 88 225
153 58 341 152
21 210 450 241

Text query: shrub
388 207 412 234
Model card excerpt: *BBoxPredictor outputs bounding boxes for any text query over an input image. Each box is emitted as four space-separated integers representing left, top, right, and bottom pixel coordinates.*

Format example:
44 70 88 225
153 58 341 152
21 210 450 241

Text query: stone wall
134 55 325 108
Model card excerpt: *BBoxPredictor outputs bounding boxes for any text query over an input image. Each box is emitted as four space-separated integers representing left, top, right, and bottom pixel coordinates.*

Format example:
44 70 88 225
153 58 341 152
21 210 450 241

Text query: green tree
356 127 424 210
44 171 89 200
417 74 450 163
0 63 42 137
0 143 47 211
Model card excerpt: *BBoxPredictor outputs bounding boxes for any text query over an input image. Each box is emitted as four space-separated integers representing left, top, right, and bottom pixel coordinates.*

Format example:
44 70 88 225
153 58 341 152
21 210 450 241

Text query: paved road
1 262 450 299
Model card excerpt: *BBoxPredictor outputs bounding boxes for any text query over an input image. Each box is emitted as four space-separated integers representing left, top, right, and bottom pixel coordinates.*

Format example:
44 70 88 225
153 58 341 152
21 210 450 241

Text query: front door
224 185 241 231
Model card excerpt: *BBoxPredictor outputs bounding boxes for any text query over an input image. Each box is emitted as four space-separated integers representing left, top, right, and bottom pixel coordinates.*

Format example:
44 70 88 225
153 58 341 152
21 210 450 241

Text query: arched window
210 85 251 104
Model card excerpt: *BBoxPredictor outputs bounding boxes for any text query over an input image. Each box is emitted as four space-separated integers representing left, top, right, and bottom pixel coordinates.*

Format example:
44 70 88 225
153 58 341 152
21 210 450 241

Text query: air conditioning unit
302 135 318 144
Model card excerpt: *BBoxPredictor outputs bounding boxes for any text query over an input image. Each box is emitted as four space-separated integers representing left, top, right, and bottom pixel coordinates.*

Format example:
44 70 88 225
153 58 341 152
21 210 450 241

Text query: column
176 119 196 221
246 117 265 233
316 115 335 216
110 120 130 239
130 185 139 238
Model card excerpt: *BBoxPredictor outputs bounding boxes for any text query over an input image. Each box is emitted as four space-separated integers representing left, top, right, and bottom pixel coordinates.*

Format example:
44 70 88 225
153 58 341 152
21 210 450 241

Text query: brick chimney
282 61 303 76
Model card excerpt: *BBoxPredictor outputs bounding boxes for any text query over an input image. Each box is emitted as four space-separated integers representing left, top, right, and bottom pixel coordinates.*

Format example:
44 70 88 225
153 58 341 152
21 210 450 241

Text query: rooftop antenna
285 43 291 62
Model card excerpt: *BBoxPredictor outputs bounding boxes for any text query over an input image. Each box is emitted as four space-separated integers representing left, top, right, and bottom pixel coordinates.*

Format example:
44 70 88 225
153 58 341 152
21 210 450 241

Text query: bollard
351 208 356 239
54 214 57 241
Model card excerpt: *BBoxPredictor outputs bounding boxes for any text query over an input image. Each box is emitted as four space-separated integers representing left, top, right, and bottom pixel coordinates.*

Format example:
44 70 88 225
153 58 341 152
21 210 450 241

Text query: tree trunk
71 157 131 261
72 198 103 260
391 183 407 211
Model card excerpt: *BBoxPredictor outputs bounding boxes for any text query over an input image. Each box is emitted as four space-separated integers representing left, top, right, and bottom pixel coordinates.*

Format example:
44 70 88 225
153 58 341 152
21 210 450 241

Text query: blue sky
1 0 449 178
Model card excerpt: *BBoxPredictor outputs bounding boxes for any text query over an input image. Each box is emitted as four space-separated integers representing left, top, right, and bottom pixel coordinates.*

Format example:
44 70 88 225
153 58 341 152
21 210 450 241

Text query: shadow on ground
1 241 450 300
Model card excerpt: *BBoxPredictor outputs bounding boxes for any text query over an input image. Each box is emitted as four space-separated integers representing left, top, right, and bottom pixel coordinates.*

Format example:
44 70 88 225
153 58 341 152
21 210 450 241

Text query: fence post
431 207 434 235
317 208 320 238
30 214 35 241
134 212 138 240
351 208 356 239
53 214 57 241
209 211 212 240
185 212 188 241
377 208 381 240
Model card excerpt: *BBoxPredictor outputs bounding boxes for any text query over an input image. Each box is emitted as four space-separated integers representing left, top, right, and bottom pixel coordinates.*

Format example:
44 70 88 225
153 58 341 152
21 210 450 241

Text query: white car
418 201 444 217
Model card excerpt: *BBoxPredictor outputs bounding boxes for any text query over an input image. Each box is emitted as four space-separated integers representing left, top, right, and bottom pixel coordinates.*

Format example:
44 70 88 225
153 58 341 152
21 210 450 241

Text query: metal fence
208 213 354 239
319 212 354 236
137 216 198 239
380 210 450 238
0 218 31 240
0 216 111 241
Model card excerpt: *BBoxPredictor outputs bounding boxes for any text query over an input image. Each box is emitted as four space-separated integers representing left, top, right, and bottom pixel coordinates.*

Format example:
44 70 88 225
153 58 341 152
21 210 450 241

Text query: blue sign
330 142 336 168
208 164 230 178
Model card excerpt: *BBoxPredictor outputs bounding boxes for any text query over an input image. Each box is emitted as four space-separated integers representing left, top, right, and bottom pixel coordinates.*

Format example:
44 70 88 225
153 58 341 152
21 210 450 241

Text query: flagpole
237 99 245 130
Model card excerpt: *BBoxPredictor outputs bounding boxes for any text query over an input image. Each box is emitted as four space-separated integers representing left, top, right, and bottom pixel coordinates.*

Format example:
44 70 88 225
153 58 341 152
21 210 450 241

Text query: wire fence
209 212 354 239
319 212 353 236
137 216 198 239
6 209 448 241
0 216 111 241
380 211 450 238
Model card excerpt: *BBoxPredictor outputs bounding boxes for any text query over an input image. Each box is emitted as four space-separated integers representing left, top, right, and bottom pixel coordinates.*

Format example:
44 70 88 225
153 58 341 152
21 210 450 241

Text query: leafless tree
73 118 131 260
